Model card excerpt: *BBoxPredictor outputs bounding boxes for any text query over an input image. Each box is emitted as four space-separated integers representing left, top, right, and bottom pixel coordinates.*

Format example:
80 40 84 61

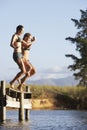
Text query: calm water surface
0 110 87 130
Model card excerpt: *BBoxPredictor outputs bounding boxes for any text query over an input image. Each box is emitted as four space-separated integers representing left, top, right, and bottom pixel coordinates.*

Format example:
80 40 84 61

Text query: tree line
65 9 87 87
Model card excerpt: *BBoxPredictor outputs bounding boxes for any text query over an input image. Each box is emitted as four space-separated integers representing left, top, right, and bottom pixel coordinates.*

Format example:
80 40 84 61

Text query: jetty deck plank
5 88 32 109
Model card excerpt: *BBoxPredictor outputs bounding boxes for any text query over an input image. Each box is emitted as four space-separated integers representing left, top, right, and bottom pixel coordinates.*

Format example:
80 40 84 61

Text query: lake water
0 110 87 130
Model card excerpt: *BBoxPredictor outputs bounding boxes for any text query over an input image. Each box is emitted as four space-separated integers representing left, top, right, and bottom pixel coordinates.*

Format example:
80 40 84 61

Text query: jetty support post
19 92 24 121
25 86 30 120
0 81 6 122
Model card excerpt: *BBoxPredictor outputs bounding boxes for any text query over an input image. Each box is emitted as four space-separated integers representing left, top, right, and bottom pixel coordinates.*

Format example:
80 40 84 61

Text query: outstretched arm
22 36 36 48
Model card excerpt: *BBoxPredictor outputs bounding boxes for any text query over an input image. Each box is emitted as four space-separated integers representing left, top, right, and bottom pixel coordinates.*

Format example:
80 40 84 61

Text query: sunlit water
0 110 87 130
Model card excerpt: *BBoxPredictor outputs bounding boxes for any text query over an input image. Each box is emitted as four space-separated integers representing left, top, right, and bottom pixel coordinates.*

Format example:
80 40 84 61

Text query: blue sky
0 0 87 81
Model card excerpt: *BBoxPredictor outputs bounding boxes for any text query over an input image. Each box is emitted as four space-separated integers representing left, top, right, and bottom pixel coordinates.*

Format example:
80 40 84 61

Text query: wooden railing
0 81 32 122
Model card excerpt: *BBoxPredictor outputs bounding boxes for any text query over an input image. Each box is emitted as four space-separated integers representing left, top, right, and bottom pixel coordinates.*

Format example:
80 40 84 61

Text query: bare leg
10 71 24 88
10 59 26 89
20 60 32 85
21 67 36 84
17 73 29 91
17 79 21 84
17 67 36 91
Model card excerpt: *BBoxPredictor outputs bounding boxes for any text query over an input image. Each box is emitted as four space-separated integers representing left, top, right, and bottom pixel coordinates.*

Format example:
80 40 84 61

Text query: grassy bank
6 84 87 110
30 85 87 110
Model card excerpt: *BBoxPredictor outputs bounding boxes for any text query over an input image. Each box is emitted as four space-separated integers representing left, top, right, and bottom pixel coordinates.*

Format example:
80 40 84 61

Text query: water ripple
0 110 87 130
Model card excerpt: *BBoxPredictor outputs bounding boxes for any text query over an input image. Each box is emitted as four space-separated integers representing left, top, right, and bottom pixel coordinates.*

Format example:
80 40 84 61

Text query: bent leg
20 65 36 86
10 71 24 86
17 63 36 91
10 58 26 88
29 64 36 77
17 73 29 91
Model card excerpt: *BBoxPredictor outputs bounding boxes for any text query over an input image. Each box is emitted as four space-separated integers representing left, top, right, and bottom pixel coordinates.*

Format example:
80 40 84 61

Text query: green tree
65 9 87 87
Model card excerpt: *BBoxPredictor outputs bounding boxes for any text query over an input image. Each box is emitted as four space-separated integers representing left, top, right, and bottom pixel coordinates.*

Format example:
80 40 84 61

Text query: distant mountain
6 76 78 86
27 76 78 86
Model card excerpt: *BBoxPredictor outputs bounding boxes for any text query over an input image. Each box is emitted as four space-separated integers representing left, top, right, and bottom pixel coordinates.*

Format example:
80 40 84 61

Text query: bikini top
16 37 21 42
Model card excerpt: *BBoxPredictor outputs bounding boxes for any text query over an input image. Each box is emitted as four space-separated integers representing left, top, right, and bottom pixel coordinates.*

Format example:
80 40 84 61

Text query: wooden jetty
0 80 32 122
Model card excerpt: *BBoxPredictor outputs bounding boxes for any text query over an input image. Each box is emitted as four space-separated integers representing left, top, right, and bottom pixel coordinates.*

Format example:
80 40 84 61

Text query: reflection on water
0 110 87 130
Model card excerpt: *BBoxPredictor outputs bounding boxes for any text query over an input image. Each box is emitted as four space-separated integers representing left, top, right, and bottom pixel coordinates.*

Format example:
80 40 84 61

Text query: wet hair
23 33 31 39
16 25 24 32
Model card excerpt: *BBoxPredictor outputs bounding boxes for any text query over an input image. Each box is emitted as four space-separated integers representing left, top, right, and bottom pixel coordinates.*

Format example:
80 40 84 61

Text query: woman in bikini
17 33 36 91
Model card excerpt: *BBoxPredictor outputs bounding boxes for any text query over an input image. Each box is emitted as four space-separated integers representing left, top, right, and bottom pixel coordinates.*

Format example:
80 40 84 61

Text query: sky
0 0 87 81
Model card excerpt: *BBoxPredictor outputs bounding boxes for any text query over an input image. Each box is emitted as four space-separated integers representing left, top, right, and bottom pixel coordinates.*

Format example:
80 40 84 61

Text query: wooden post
19 92 24 121
0 81 6 122
25 86 30 120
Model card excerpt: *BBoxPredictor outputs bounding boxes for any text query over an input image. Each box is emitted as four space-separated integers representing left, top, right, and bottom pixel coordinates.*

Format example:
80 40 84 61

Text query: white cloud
30 66 73 80
7 65 73 81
